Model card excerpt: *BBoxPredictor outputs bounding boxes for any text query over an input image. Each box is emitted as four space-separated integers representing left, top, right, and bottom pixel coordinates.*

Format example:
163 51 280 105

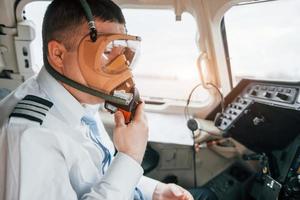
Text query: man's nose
108 46 125 61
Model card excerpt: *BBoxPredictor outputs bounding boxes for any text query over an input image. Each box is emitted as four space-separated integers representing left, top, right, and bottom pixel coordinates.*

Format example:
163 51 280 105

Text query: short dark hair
42 0 125 63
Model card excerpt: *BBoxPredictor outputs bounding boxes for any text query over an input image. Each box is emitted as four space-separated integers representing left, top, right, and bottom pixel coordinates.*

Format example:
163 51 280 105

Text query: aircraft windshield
224 0 300 85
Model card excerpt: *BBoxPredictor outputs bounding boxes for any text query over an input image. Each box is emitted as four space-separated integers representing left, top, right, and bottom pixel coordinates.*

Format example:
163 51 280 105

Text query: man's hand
153 183 194 200
113 103 148 164
192 119 222 152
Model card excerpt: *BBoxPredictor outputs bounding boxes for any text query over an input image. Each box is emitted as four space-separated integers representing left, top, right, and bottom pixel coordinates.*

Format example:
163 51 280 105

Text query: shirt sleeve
18 127 143 200
137 176 159 200
82 152 144 200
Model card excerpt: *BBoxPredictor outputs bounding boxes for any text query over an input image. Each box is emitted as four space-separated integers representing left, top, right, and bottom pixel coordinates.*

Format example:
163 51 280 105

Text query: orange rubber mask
78 33 142 123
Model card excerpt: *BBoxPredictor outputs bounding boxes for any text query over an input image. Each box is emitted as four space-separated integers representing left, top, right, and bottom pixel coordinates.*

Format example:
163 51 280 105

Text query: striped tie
81 115 144 200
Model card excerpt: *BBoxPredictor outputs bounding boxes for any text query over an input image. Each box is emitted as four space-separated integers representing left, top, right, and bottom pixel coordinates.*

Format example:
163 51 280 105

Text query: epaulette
9 95 53 125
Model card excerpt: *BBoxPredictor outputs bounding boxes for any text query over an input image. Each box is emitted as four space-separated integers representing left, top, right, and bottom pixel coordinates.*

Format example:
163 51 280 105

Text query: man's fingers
194 144 200 152
114 111 125 127
193 131 200 138
171 185 184 197
133 102 145 122
183 190 194 200
177 188 194 200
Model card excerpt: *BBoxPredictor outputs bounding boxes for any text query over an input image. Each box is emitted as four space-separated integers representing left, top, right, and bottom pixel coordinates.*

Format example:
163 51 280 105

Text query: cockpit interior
0 0 299 199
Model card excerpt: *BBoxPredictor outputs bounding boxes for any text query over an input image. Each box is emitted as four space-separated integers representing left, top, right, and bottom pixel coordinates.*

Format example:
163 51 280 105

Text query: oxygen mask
78 33 142 123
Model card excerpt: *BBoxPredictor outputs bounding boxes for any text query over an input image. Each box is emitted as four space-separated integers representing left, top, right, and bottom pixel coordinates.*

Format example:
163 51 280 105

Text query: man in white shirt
0 0 194 199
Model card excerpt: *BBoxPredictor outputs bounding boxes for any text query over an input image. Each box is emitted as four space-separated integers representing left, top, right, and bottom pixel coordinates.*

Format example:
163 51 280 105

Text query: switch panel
246 84 297 104
215 97 253 131
214 81 300 133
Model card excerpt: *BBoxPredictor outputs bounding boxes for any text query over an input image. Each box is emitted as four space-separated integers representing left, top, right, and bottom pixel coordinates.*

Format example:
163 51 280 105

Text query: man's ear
47 40 67 72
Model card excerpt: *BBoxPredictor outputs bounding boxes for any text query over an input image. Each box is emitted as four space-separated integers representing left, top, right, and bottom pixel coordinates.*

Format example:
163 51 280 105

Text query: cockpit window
224 0 300 86
123 9 207 103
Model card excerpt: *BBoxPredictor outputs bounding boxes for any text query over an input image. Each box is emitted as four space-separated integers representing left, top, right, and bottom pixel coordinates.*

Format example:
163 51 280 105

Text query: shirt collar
37 67 85 126
82 103 101 117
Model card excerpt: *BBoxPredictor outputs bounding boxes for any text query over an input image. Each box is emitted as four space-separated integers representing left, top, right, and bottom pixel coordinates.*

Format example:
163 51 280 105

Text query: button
297 95 300 103
264 92 272 98
22 47 28 56
269 87 275 92
227 115 232 120
251 90 257 96
215 117 223 127
276 93 289 101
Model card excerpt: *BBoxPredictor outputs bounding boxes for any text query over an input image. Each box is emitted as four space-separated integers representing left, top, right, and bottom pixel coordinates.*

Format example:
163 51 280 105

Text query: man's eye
104 50 112 55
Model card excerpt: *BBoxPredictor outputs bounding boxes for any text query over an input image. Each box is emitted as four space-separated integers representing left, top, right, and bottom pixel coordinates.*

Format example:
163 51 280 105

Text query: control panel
215 81 300 133
206 79 300 200
246 83 298 104
215 97 253 131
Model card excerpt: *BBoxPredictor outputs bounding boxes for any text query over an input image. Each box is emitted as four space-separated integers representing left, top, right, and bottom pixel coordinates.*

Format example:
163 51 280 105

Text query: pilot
0 0 196 199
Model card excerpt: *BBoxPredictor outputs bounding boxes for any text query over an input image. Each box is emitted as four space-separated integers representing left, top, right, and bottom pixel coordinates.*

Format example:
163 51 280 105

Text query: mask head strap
79 0 97 42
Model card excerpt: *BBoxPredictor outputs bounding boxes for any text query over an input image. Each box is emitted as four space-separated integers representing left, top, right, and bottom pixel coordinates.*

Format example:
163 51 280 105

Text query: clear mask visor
100 38 141 74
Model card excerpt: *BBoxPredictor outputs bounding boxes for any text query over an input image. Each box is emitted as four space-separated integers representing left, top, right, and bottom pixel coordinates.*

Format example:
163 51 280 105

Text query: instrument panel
215 80 300 138
207 79 300 200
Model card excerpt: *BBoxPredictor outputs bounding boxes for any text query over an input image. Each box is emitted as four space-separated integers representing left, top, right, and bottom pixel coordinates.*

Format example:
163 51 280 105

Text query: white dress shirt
0 67 158 200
